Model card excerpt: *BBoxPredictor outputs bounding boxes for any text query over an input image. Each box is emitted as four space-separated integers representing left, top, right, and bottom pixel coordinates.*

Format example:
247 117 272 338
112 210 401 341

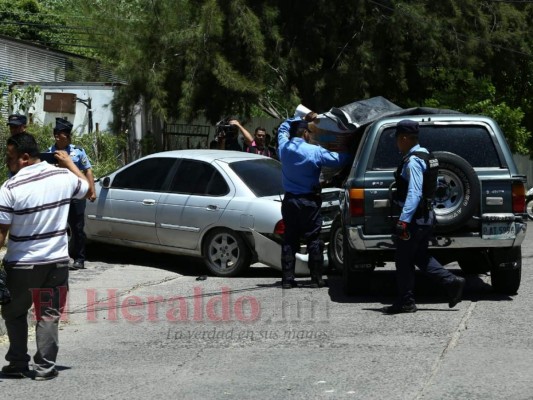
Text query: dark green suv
330 114 527 295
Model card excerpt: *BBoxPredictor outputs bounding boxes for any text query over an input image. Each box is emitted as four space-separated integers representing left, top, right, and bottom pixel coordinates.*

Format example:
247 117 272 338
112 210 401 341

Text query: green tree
16 0 531 152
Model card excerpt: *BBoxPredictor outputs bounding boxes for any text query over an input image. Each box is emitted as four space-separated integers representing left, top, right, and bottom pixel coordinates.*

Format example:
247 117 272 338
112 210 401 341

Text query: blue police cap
7 114 27 126
396 119 419 136
54 117 73 133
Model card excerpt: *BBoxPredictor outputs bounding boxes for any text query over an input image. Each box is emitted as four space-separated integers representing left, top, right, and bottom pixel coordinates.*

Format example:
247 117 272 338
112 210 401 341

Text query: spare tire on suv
432 151 481 233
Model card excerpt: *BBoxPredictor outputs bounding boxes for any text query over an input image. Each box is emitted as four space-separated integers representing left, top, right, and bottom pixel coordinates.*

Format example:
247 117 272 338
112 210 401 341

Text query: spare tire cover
432 151 480 233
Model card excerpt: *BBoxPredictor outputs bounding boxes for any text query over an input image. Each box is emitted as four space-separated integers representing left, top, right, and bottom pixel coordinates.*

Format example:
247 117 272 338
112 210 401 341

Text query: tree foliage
2 0 532 153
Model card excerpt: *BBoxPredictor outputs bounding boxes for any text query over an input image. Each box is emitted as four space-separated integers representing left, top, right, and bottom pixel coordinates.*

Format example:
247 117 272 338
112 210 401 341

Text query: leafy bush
0 122 126 181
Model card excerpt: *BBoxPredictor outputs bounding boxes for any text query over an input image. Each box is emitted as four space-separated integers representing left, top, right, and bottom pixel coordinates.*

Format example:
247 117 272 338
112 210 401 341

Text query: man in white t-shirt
0 133 89 381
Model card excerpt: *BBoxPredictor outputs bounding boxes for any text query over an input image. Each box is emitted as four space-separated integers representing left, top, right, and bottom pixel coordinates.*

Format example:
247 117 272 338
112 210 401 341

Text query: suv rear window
371 125 501 169
229 159 284 197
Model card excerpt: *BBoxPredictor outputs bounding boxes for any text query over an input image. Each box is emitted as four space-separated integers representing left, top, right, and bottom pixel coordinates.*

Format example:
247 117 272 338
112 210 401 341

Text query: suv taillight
274 220 285 235
512 181 526 213
349 189 364 217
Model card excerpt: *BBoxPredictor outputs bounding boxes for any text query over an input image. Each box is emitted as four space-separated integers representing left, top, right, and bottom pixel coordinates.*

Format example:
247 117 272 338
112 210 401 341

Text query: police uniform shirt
399 144 433 225
277 117 350 195
48 144 92 171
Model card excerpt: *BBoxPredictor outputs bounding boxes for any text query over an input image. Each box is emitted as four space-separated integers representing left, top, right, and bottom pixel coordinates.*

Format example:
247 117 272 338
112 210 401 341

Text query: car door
156 159 232 250
100 157 177 244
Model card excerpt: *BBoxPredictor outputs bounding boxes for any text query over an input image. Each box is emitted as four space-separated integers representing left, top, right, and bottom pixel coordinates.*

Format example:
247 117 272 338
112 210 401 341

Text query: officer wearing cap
6 114 27 136
48 118 96 270
382 119 465 314
277 111 350 289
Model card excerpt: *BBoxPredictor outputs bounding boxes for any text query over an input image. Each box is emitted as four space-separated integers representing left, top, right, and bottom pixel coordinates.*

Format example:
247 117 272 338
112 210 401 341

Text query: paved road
1 228 532 399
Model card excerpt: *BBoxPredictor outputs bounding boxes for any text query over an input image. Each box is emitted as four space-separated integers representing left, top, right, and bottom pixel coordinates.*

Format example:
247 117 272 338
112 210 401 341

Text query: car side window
170 160 229 196
112 158 176 190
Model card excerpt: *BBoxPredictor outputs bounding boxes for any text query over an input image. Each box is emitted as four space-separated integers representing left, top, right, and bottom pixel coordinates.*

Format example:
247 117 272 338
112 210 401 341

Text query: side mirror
102 176 111 189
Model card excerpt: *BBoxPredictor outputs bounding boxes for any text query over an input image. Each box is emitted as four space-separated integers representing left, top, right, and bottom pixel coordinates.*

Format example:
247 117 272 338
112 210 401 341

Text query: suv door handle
142 199 156 206
207 205 218 211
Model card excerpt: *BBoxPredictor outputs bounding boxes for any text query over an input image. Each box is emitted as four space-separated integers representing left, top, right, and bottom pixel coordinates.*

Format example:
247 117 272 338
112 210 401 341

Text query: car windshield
229 159 284 197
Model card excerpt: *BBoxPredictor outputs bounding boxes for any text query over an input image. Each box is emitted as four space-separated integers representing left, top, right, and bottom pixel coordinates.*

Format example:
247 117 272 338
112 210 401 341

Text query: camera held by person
215 117 242 151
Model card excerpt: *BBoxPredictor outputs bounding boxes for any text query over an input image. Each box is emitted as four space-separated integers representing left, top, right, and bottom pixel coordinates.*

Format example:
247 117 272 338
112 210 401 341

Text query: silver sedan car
85 150 337 276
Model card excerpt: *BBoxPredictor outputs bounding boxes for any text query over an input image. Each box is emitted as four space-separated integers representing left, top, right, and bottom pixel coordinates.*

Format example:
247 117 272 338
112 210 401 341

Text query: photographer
214 118 242 151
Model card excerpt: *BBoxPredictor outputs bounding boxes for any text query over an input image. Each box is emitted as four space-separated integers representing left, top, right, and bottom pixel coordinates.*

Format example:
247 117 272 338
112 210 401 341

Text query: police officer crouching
277 113 350 289
48 118 97 270
382 120 465 314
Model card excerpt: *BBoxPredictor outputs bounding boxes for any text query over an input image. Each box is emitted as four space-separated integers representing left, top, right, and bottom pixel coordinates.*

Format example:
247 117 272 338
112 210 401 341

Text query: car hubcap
208 233 239 271
434 170 464 215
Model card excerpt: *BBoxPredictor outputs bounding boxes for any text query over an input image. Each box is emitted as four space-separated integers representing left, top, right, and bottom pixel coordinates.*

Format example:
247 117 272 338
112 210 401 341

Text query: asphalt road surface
1 228 532 399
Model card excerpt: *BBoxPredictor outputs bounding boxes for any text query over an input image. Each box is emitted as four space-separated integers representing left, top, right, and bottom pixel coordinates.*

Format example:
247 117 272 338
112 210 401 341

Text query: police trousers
281 192 323 281
68 198 87 262
395 223 456 305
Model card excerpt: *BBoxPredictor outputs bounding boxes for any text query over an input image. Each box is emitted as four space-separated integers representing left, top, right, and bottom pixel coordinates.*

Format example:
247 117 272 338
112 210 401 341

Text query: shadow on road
326 269 515 305
86 243 280 278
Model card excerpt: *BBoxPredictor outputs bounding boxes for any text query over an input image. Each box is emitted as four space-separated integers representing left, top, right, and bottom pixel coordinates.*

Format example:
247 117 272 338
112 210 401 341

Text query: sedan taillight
274 220 285 235
512 181 526 214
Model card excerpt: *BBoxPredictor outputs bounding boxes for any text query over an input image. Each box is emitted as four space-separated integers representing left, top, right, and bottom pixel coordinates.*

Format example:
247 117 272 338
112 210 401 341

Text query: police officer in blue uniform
382 120 466 314
277 113 350 289
48 118 96 270
7 114 27 136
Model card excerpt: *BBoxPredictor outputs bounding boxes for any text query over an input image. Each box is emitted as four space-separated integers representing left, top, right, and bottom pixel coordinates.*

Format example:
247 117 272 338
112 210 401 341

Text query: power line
0 10 140 22
0 21 103 33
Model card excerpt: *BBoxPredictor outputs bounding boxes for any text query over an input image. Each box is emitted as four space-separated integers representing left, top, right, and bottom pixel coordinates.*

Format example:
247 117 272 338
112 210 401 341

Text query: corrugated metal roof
0 37 67 82
1 36 122 118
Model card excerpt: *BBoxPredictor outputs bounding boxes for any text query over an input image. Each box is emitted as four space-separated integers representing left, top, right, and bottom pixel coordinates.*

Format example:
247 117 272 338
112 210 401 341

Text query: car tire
489 247 521 294
328 217 344 272
202 228 252 277
432 151 481 233
526 196 533 220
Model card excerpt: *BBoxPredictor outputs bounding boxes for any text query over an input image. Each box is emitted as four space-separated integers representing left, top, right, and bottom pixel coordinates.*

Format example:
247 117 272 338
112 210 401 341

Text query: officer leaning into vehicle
277 111 350 289
48 118 96 270
383 119 466 314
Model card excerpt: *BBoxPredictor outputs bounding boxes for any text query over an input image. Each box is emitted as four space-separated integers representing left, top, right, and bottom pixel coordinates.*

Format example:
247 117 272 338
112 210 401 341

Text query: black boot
447 276 466 308
309 260 326 288
281 250 298 289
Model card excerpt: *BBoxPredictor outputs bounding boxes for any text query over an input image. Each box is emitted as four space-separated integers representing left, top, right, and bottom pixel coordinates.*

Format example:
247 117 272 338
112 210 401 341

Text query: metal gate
163 123 211 150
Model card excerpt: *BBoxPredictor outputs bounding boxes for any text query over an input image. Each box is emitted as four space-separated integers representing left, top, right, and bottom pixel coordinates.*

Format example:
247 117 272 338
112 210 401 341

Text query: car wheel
489 247 521 294
327 217 344 272
432 151 480 233
202 228 252 277
526 197 533 220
